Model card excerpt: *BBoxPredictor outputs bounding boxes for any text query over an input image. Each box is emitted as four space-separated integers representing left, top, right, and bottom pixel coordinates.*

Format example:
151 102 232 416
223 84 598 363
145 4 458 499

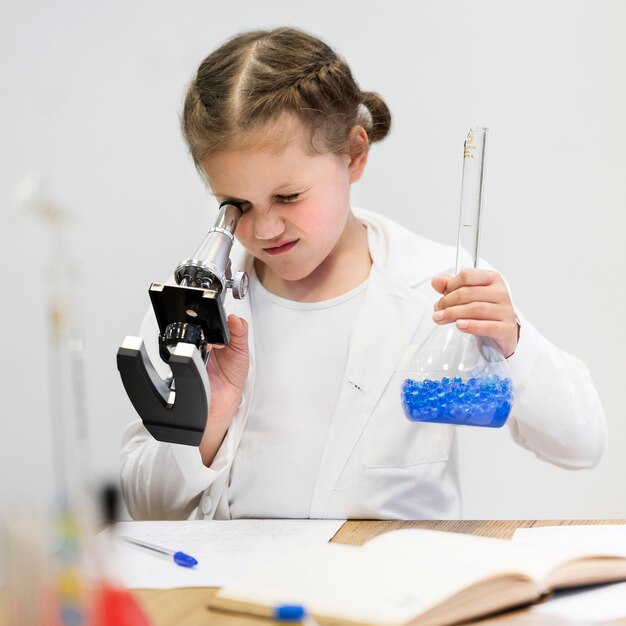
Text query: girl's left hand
431 269 520 358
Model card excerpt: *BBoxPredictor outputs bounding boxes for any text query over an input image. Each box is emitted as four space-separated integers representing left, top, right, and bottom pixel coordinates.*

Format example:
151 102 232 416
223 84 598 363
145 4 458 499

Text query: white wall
1 0 625 519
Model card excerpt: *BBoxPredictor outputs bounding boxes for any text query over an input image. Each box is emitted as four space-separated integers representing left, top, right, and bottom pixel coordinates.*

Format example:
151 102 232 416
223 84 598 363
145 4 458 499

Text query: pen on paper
120 536 198 568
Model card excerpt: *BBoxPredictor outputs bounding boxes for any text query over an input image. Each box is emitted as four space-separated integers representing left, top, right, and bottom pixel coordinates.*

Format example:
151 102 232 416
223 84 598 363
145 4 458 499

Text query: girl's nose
253 208 285 241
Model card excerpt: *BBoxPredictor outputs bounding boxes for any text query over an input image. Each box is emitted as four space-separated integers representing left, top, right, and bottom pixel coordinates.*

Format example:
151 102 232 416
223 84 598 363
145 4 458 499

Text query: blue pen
120 536 198 568
274 604 319 626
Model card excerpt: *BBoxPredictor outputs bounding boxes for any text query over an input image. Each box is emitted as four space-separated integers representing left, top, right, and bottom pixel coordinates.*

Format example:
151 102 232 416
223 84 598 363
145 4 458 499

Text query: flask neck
455 128 488 274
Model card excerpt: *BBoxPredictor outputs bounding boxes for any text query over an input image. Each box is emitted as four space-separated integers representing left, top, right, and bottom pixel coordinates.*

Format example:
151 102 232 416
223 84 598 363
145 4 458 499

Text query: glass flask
400 127 513 428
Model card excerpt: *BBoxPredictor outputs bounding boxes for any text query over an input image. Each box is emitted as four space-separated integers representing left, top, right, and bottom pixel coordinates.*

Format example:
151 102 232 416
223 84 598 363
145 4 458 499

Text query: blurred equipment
10 174 92 625
4 513 47 626
6 175 152 626
92 484 152 626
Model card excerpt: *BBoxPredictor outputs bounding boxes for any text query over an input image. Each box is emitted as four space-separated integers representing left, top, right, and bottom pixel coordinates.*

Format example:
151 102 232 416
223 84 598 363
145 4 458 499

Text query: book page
513 524 626 587
217 528 626 626
513 524 626 622
216 531 543 626
365 529 622 590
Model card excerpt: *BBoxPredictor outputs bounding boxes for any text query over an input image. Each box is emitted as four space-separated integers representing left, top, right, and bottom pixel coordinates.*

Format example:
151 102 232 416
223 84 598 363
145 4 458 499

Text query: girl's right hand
199 314 250 466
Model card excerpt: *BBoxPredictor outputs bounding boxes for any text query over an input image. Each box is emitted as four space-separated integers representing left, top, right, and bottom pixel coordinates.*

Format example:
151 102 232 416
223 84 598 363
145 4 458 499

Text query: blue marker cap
173 551 198 568
274 604 306 621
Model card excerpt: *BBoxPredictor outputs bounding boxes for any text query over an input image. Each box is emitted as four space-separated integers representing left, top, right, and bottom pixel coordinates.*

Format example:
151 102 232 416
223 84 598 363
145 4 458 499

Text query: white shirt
227 269 368 518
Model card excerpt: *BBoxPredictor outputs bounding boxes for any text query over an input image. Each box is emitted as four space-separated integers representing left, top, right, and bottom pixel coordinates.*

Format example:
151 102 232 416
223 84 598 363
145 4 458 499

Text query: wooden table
130 519 626 626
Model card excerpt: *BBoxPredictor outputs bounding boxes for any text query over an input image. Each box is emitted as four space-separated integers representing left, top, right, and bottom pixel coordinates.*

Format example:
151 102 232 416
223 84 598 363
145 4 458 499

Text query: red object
92 584 152 626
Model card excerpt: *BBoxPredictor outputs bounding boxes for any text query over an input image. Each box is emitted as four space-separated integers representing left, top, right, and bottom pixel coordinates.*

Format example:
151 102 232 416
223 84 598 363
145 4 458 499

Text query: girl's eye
277 193 300 203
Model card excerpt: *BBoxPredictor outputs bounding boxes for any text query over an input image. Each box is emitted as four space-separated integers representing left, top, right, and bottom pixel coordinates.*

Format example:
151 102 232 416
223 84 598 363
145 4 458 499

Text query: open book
211 528 626 626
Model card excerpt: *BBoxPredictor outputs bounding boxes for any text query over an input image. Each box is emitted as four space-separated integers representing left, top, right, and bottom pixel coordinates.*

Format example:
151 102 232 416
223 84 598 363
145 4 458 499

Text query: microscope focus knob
229 271 249 300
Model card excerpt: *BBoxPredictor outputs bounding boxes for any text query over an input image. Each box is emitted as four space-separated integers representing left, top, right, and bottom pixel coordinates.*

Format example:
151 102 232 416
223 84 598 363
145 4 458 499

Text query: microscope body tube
175 202 243 291
455 127 488 274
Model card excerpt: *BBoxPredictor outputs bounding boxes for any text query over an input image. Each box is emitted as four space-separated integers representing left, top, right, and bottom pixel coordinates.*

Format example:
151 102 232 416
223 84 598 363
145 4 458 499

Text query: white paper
512 524 626 622
101 519 345 589
512 524 626 556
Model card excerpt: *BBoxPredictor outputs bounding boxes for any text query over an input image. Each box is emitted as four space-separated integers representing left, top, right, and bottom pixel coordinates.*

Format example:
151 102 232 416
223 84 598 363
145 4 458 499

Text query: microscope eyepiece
174 201 245 291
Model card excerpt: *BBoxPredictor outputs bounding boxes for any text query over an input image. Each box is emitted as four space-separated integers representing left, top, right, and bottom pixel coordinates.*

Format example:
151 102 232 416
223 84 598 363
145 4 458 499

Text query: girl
121 27 606 520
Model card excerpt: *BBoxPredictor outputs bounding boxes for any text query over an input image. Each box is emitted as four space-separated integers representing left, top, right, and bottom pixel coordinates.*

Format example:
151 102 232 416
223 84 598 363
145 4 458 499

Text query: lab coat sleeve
119 304 232 520
504 310 608 469
120 420 232 520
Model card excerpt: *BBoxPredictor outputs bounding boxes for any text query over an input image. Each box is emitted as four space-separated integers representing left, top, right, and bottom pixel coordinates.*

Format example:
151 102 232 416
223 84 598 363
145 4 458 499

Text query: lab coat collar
356 207 445 287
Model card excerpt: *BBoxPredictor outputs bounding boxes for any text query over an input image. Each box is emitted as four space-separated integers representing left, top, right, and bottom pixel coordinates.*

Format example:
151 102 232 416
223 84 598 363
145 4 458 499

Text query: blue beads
401 375 513 427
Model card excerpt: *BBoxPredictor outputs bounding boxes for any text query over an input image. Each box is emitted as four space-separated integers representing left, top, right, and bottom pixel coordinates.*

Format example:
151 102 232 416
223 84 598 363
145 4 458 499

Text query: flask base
401 375 513 428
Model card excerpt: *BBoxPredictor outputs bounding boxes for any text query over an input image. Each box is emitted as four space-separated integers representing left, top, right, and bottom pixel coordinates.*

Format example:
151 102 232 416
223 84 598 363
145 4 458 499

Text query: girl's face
201 119 368 292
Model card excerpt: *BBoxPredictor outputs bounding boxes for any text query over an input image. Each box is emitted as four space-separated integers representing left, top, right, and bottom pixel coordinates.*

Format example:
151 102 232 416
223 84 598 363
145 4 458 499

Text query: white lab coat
120 208 607 520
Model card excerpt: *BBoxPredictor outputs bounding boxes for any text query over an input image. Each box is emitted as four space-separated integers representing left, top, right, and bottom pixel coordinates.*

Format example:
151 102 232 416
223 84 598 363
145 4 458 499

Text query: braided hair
182 27 391 167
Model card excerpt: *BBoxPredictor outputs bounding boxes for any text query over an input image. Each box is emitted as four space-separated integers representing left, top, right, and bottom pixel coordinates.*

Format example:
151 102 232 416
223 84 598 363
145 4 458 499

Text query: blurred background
1 0 624 520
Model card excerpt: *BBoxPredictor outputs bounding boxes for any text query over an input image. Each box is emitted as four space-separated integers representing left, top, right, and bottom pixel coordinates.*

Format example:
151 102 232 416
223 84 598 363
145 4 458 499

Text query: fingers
431 275 451 295
432 269 499 298
227 314 248 337
434 284 509 311
454 319 518 358
443 269 498 294
207 315 249 351
433 301 505 324
225 314 249 353
431 269 518 357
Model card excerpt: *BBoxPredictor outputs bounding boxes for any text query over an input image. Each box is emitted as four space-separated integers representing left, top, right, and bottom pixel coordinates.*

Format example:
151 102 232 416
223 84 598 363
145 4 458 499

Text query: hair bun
359 91 392 143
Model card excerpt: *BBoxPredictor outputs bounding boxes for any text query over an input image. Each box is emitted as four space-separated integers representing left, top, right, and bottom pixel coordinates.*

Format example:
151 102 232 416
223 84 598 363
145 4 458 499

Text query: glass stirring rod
120 536 198 568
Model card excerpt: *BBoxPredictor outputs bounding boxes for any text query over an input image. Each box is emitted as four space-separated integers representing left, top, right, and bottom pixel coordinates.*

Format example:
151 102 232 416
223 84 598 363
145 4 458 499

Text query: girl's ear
347 125 369 183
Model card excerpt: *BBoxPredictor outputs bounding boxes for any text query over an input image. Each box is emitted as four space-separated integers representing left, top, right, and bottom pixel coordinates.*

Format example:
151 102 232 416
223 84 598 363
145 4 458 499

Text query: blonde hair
182 27 391 166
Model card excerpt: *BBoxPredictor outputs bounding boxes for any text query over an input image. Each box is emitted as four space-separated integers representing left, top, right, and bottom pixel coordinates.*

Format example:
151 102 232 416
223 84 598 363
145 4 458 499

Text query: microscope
117 202 248 446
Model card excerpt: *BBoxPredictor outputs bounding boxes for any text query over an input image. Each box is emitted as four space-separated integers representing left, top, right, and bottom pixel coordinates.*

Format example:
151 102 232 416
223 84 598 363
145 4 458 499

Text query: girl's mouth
264 239 299 255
